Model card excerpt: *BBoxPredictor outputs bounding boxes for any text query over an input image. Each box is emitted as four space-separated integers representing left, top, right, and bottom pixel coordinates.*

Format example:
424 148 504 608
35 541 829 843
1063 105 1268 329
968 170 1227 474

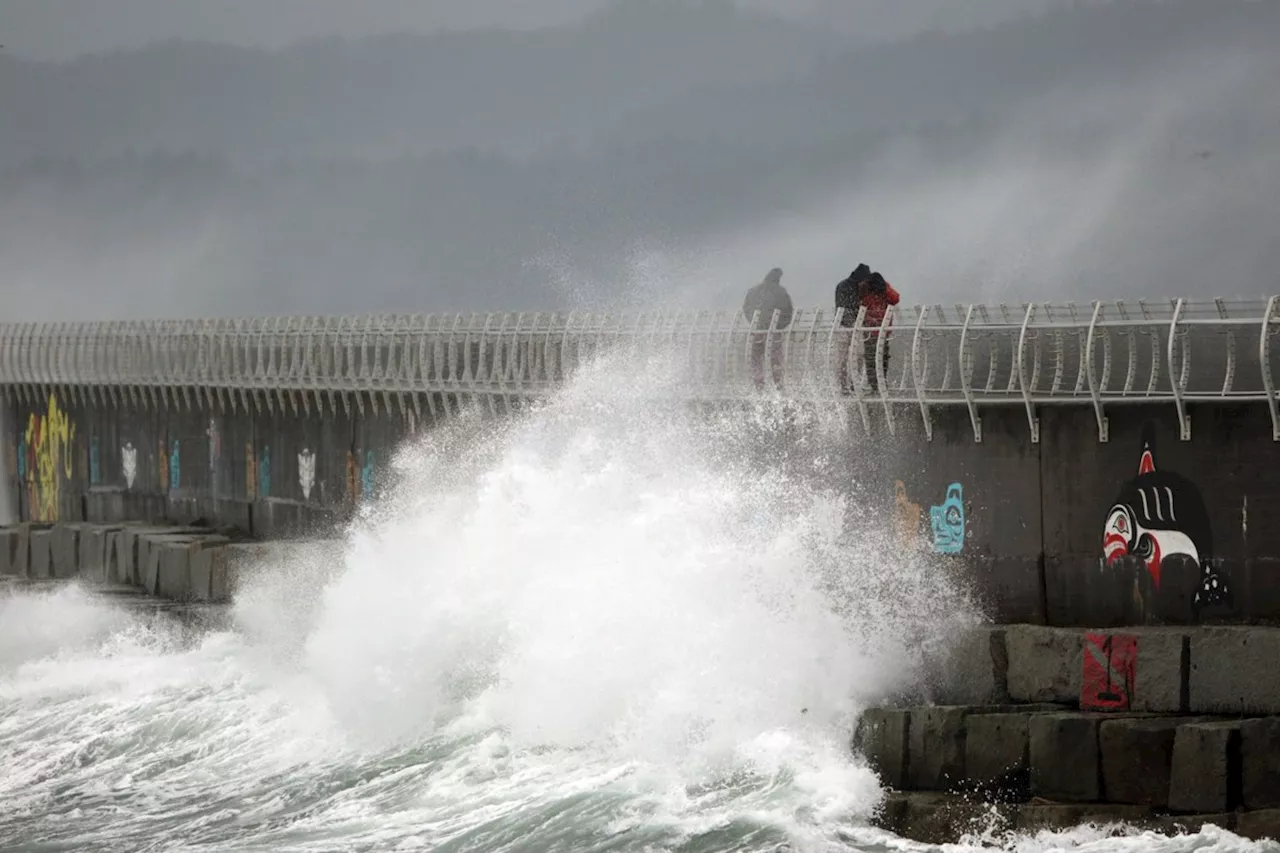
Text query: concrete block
894 793 1010 846
156 542 192 600
1006 626 1081 704
965 712 1035 797
50 523 82 579
1190 628 1280 714
1015 803 1154 834
1132 629 1190 713
1238 809 1280 842
29 529 53 579
78 525 123 583
907 706 973 791
13 526 31 578
0 527 17 576
1169 720 1242 814
1099 717 1207 807
923 626 1009 706
1029 713 1100 802
1241 717 1280 810
853 708 910 789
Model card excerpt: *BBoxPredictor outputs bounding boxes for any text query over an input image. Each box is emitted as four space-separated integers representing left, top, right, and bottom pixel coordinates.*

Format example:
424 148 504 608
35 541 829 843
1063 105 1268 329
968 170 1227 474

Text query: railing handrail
1 296 1278 443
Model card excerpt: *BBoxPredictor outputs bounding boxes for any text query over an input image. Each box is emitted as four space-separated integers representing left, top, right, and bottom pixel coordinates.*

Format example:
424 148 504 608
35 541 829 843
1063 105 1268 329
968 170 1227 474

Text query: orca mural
1103 424 1231 615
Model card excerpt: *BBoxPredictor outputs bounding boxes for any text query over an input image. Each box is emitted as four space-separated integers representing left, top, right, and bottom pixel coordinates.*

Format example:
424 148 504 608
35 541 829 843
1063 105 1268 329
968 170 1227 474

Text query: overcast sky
5 0 1070 60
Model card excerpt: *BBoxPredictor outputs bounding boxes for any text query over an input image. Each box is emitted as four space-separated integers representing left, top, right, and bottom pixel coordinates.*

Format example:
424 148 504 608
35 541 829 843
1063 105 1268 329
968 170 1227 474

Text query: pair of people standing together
741 264 901 392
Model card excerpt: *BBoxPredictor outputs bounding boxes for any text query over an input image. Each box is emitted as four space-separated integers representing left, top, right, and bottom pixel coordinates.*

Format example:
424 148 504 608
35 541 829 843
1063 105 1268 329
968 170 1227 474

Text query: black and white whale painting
1102 424 1230 613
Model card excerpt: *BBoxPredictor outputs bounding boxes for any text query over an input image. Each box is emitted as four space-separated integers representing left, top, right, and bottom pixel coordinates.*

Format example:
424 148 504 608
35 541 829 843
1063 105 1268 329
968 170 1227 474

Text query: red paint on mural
1081 633 1137 711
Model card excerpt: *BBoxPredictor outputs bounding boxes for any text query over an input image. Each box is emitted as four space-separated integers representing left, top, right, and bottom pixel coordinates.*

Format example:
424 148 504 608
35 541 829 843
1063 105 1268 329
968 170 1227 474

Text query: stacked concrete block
28 528 53 579
1029 713 1102 802
0 527 19 576
1099 717 1215 807
1169 720 1243 814
1006 626 1082 704
50 523 84 579
78 525 123 583
853 708 910 789
1241 717 1280 811
922 626 1010 706
1190 628 1280 715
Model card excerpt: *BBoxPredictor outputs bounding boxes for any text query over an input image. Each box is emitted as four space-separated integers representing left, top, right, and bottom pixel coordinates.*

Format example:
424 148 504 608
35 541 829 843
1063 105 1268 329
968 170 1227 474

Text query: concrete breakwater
859 623 1280 843
0 520 333 601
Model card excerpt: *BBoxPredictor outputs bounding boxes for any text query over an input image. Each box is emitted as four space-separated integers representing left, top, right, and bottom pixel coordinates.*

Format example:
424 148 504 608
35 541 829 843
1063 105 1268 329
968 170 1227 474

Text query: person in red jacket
860 270 901 394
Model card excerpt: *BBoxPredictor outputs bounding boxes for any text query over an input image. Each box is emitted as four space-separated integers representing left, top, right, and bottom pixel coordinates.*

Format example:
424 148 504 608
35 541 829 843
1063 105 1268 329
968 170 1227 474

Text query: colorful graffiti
929 483 966 554
893 480 923 548
1102 424 1228 613
298 448 316 500
258 445 272 498
122 441 138 488
245 442 257 500
1081 632 1136 711
362 451 375 498
169 439 181 491
206 418 221 471
22 394 76 522
89 436 101 486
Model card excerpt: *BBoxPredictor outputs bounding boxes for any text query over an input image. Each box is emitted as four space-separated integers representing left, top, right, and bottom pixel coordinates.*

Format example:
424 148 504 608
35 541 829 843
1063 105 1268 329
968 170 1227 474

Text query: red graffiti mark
1138 445 1155 475
1082 633 1137 711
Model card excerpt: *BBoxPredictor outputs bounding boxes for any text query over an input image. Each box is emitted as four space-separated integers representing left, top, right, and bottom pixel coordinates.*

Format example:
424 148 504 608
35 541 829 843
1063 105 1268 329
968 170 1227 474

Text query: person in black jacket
834 264 872 393
742 267 793 389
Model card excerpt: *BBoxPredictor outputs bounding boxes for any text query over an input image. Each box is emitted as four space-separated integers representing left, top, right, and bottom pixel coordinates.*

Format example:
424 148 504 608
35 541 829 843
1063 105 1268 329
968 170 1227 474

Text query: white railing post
1262 295 1279 441
1167 298 1191 441
911 304 932 441
958 304 982 443
1085 301 1109 442
1017 303 1040 444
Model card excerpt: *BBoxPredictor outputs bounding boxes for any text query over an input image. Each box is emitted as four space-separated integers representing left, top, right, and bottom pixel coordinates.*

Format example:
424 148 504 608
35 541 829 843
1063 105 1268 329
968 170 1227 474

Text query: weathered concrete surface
1169 720 1243 814
29 529 52 579
875 792 1237 844
853 708 910 790
1099 717 1212 807
78 524 123 583
1006 626 1081 704
907 706 974 791
1190 628 1280 714
1131 629 1191 713
964 710 1072 800
922 626 1010 706
1241 717 1280 811
0 527 17 575
1237 809 1280 842
1029 713 1101 802
50 522 81 579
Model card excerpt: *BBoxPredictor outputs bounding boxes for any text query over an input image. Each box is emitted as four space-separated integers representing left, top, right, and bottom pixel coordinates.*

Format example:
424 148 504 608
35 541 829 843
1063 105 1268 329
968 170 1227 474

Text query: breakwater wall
6 391 1280 629
860 622 1280 844
2 297 1279 629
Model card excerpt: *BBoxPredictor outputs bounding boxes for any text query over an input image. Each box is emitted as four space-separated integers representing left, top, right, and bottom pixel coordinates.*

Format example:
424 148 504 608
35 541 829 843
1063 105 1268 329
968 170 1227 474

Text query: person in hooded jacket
833 266 900 393
742 267 793 389
834 264 871 393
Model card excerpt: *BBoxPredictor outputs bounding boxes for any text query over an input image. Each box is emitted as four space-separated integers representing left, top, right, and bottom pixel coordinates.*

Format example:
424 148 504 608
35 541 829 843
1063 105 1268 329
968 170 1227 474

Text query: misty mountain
1 0 1277 320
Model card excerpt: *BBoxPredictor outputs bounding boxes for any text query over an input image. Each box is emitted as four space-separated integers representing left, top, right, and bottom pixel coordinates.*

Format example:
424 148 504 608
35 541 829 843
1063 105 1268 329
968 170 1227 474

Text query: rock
1006 626 1081 704
1241 717 1280 810
1189 627 1280 714
1029 713 1101 802
1169 720 1243 814
853 708 910 789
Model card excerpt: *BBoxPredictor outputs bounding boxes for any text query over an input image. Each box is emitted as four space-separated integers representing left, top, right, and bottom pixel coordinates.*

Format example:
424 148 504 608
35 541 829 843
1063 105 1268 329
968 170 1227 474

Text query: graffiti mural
1103 424 1229 614
206 419 221 471
258 445 272 498
346 450 359 503
89 437 101 486
1081 633 1136 711
360 448 373 494
122 442 138 488
169 439 181 491
245 442 257 500
929 483 966 554
22 394 76 522
159 439 169 492
298 448 316 500
893 480 923 548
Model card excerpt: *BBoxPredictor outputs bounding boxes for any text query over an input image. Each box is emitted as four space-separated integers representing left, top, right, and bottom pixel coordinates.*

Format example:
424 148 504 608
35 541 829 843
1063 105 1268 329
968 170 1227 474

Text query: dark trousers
750 335 784 390
837 331 890 394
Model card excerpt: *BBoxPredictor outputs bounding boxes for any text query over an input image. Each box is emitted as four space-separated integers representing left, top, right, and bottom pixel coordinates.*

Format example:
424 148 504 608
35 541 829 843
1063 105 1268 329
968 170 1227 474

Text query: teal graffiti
169 439 181 491
929 483 966 554
16 443 26 478
258 445 272 498
361 451 375 497
89 437 101 486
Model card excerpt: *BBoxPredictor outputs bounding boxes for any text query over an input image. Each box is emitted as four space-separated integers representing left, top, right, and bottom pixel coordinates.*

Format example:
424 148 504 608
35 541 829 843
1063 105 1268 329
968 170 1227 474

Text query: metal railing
1 296 1277 442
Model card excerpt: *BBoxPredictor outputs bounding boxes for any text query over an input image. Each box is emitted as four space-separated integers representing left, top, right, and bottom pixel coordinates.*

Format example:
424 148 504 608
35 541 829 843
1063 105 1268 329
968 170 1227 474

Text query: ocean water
0 354 1272 853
